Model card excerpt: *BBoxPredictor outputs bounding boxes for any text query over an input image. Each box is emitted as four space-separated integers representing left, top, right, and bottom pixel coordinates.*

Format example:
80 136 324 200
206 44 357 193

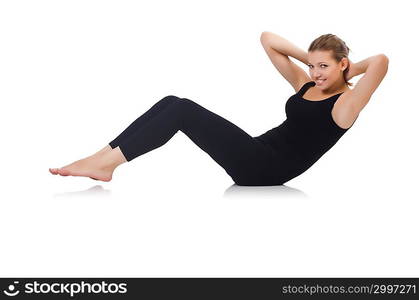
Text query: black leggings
109 95 295 186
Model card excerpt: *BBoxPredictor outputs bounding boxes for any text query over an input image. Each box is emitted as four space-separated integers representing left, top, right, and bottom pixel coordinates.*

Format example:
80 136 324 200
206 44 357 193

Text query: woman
49 32 389 186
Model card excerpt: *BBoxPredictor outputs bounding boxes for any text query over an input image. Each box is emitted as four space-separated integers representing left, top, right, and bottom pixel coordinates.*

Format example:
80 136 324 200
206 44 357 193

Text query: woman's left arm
345 54 388 81
345 54 389 113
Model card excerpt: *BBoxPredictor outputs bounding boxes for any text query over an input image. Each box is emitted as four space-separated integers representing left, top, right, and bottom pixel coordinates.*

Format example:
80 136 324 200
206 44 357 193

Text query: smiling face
307 50 348 91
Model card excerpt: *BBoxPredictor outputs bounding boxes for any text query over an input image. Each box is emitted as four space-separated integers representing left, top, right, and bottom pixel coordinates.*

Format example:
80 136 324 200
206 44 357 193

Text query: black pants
109 95 294 186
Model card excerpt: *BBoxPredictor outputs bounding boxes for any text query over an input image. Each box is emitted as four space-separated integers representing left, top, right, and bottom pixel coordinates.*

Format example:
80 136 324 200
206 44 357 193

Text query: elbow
260 31 268 43
378 53 390 64
261 31 270 37
260 31 272 43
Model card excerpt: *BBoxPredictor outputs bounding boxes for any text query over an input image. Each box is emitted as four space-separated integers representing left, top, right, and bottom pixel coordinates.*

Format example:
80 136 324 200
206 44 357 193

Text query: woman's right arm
260 31 309 65
260 31 311 92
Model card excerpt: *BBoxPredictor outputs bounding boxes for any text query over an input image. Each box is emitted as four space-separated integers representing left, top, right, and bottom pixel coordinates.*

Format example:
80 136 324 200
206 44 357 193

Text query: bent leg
117 96 278 185
109 95 179 149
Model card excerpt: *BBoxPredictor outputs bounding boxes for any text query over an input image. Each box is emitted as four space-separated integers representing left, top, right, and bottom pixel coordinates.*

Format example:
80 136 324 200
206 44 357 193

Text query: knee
160 96 197 117
163 95 182 102
162 95 195 107
168 96 197 109
164 95 195 102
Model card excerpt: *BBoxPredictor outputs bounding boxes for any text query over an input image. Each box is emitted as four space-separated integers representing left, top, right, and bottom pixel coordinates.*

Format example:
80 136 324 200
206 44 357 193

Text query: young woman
49 32 389 186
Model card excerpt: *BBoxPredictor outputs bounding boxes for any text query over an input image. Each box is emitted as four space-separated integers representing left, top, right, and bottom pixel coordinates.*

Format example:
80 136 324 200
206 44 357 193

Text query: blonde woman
49 32 389 186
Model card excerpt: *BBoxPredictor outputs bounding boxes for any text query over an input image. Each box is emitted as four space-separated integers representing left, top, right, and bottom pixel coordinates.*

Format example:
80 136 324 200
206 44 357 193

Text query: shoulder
293 79 313 94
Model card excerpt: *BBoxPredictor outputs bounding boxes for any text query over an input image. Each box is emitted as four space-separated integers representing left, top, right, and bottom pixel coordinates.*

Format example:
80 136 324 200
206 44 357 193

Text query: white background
0 0 418 277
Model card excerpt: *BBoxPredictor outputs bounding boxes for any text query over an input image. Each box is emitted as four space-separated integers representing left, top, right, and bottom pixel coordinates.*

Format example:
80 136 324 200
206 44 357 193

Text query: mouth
316 79 326 85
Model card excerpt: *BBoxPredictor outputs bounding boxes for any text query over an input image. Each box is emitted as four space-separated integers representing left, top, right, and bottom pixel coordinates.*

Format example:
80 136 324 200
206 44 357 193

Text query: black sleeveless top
256 81 357 172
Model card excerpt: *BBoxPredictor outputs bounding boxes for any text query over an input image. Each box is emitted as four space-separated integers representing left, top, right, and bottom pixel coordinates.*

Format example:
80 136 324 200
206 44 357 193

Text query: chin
315 80 327 86
315 81 332 89
316 82 326 89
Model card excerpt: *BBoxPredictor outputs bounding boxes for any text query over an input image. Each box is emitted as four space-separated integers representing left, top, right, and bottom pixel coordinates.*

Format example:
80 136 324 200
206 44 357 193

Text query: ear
341 57 349 71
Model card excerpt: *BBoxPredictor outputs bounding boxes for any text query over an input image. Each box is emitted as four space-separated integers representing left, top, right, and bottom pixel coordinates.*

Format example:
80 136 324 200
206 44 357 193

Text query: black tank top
256 81 357 172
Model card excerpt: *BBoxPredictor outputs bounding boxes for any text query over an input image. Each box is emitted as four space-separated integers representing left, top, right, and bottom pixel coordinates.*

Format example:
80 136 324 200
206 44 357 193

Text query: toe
58 168 70 176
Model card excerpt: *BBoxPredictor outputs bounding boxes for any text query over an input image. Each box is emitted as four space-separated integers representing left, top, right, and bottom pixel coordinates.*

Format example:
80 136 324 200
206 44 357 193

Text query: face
307 50 348 90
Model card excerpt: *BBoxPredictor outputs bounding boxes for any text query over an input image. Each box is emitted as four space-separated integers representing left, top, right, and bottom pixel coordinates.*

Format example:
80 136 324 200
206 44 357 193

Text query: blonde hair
308 34 353 87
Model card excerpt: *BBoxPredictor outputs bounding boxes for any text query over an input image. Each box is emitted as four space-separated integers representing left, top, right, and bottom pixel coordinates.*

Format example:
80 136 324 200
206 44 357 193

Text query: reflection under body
52 184 306 200
223 184 308 199
53 185 112 199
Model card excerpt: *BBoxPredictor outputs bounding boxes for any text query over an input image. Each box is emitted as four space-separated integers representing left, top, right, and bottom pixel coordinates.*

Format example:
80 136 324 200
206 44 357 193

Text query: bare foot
49 157 112 181
93 144 113 157
49 147 126 182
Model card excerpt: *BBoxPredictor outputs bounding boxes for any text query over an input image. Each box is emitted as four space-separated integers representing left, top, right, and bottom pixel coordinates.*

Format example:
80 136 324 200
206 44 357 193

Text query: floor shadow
53 185 112 199
223 184 308 199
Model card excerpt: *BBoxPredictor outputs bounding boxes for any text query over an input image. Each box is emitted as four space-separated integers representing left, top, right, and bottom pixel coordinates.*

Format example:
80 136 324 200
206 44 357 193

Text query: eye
308 64 328 69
